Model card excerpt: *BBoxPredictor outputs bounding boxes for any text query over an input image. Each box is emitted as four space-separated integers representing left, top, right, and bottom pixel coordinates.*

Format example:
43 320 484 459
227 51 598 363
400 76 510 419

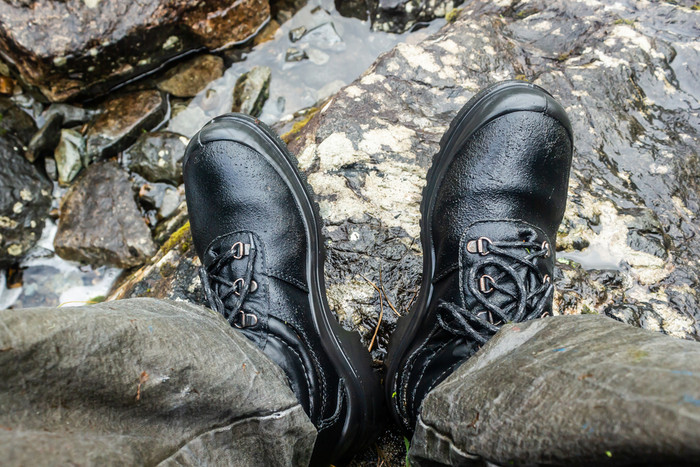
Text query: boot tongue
459 220 554 322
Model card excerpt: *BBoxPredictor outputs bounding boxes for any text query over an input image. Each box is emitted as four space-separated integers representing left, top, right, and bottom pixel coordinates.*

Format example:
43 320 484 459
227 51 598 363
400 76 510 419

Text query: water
0 0 446 311
168 0 445 136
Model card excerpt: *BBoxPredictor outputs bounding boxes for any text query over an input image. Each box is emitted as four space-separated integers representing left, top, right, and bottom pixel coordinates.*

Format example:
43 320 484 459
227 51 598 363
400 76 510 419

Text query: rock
231 66 271 117
334 0 371 21
85 90 166 164
138 182 182 221
54 129 85 186
0 97 37 147
124 131 189 184
289 26 307 42
44 157 57 182
43 104 98 127
411 316 700 465
0 0 271 102
157 55 225 98
371 0 464 33
298 22 343 48
26 112 63 163
0 138 51 267
54 161 156 268
111 0 700 360
285 47 308 62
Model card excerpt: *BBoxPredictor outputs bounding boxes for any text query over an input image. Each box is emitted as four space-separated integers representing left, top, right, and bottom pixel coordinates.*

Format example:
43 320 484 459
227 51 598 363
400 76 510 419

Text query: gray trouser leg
0 298 316 466
410 315 700 466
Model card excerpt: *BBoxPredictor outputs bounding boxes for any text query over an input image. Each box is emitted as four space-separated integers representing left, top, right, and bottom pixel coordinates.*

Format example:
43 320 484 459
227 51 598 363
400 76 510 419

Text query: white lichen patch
308 173 366 223
0 216 18 229
297 144 317 171
358 124 415 155
326 280 374 325
162 36 180 50
7 244 23 256
317 133 359 171
437 39 461 55
19 189 33 201
344 85 363 99
397 43 440 73
360 73 385 86
12 202 23 214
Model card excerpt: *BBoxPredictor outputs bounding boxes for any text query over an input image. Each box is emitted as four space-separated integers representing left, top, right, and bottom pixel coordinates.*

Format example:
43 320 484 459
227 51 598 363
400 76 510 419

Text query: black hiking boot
385 80 574 434
183 114 384 465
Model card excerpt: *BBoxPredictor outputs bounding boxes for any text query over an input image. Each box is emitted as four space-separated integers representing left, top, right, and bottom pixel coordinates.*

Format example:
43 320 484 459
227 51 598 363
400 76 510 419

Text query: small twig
360 273 384 352
379 266 401 317
405 287 419 313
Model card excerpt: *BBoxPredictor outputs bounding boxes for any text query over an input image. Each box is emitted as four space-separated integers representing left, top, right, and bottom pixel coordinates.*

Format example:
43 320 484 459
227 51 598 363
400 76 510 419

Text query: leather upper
184 136 342 432
389 87 573 433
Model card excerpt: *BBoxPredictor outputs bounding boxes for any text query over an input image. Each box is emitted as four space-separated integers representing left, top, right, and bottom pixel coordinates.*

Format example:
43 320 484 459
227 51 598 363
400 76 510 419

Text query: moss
692 3 700 10
515 74 528 81
556 52 570 62
614 18 635 25
89 295 106 303
445 8 463 23
161 221 191 255
281 107 318 143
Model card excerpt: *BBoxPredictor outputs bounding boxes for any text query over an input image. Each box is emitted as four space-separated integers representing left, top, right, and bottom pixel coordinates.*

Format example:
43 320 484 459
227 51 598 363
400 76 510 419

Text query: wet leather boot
385 81 574 434
183 114 384 465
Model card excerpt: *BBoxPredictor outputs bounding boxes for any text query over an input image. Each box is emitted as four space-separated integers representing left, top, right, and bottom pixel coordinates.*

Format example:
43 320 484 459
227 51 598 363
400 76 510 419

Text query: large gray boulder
0 0 270 102
112 0 700 357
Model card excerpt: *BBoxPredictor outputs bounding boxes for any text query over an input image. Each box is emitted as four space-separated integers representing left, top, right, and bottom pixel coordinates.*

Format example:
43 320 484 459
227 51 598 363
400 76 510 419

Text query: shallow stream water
0 0 445 310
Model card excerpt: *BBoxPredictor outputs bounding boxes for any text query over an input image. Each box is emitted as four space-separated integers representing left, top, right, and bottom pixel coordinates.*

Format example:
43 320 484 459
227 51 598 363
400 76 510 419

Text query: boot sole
384 80 573 434
191 114 385 464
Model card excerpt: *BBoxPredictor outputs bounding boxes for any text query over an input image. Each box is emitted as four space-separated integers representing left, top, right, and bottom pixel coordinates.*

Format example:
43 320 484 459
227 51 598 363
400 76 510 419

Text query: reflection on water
168 0 445 136
0 217 123 310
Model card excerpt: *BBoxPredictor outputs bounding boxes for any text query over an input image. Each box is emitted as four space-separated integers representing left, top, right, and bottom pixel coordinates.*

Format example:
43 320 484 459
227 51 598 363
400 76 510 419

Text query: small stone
0 97 37 146
54 161 156 268
124 131 188 184
44 157 58 181
157 55 225 98
289 26 307 42
285 47 308 62
231 66 271 117
43 103 98 127
85 90 166 163
299 22 343 48
54 129 85 186
26 112 63 163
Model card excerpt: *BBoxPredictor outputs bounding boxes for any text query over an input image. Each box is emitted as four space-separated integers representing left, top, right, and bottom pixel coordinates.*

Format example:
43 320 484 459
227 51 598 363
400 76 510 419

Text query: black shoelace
200 236 259 328
436 231 553 345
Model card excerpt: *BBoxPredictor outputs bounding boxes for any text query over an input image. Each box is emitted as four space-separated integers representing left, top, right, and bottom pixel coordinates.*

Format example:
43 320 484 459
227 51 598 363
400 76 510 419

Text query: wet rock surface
54 161 156 268
26 112 62 163
124 131 189 184
231 65 272 117
115 0 700 362
0 98 37 147
0 138 51 267
0 0 271 102
85 90 166 163
157 55 225 98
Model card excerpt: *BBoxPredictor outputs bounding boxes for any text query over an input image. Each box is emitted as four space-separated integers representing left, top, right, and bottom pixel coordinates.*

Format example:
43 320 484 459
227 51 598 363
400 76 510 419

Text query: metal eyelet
231 242 251 260
232 278 245 296
543 274 551 284
233 310 258 328
542 241 551 258
467 237 492 255
250 280 258 292
479 274 496 293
